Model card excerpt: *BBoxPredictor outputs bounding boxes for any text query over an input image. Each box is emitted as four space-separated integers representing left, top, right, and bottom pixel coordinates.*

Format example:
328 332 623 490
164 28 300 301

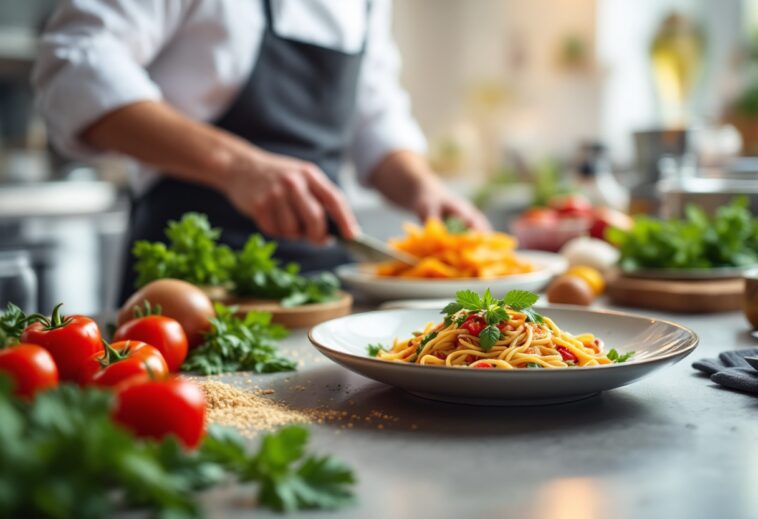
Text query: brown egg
118 279 215 348
547 275 594 306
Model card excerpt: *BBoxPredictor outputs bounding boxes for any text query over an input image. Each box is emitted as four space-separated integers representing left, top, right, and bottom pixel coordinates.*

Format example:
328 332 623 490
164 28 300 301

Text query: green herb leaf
522 308 545 324
0 378 355 517
367 344 386 357
247 426 356 512
607 348 634 363
444 217 469 234
132 212 235 288
232 234 340 306
502 290 539 310
455 290 483 311
182 303 294 375
0 303 30 348
484 306 508 325
526 362 541 368
441 301 463 315
478 325 501 351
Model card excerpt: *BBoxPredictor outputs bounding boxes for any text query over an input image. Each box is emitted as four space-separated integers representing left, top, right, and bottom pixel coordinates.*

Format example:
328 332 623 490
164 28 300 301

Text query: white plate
308 306 698 405
621 264 758 280
336 250 566 301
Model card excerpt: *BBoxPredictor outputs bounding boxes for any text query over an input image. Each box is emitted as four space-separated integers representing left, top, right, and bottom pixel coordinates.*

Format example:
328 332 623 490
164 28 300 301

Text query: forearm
81 100 247 191
368 149 436 210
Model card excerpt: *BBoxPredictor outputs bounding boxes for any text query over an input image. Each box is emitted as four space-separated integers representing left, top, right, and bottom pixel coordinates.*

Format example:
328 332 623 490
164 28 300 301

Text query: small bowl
744 268 758 330
511 217 591 252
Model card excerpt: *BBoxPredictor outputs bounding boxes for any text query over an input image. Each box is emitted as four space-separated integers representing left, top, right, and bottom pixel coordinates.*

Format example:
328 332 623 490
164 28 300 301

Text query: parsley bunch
442 289 544 351
607 197 758 270
0 378 355 518
182 303 295 375
132 213 236 288
232 234 339 307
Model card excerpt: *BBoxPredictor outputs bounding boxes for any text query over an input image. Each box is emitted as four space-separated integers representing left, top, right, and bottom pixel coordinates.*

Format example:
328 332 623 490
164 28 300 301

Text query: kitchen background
0 0 757 315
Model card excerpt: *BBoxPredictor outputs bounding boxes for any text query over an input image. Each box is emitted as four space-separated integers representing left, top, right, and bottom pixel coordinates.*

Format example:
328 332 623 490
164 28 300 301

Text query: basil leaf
502 290 539 310
478 325 501 351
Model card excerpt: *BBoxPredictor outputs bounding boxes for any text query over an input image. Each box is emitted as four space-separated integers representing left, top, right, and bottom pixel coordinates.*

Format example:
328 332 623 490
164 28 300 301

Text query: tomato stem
29 303 74 331
99 340 127 367
133 300 162 319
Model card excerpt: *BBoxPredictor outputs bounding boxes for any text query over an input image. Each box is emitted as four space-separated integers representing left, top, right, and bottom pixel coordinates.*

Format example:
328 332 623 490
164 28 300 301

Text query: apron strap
262 0 274 30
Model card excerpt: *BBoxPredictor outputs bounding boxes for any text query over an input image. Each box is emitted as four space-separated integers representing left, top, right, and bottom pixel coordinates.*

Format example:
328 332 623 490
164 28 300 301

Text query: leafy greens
132 212 235 288
607 197 758 270
182 302 295 375
0 378 355 518
232 234 340 307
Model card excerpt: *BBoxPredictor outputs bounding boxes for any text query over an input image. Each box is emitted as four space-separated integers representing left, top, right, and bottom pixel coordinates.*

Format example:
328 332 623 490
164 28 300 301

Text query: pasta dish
368 290 632 369
376 219 533 279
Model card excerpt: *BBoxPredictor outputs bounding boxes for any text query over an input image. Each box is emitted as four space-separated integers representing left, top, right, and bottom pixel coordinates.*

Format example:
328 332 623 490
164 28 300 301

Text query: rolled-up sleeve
32 0 184 159
350 0 427 184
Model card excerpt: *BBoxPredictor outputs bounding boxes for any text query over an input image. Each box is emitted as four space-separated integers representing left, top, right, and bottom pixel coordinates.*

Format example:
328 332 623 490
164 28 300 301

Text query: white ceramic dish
308 306 698 405
621 264 758 280
336 250 566 301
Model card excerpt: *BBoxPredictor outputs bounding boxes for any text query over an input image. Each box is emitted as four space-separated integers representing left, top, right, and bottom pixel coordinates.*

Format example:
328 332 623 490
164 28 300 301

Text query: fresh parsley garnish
440 289 544 351
607 348 634 363
367 343 386 357
182 303 295 375
526 362 542 368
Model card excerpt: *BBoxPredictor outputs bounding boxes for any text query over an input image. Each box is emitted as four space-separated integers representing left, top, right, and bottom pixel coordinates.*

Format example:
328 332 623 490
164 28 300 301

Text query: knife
338 232 419 266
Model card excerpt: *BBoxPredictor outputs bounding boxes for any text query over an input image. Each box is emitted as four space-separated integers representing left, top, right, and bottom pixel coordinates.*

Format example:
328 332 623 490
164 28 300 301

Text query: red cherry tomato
556 346 578 363
79 340 169 387
461 315 486 336
0 343 58 399
472 362 492 368
113 315 188 372
21 304 103 381
112 376 206 448
549 194 593 217
519 207 559 225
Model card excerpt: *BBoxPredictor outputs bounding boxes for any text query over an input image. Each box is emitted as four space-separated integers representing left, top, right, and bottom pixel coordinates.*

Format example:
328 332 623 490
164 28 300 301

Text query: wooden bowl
216 291 353 329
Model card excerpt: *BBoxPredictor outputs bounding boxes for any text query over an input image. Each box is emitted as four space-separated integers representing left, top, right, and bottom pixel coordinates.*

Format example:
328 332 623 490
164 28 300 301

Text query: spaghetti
371 290 625 369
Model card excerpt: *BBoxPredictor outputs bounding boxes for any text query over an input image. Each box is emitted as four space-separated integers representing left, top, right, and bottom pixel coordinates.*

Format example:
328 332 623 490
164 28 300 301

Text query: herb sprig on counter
132 212 235 288
232 234 339 307
442 289 544 350
182 302 295 375
607 197 758 270
0 378 355 518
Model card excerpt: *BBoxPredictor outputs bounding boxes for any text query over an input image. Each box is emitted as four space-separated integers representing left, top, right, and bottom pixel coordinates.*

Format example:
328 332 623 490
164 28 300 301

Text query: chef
33 0 490 298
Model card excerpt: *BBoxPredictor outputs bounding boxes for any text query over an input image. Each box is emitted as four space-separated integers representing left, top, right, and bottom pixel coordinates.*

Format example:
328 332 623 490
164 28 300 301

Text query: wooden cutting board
216 291 353 328
607 272 744 313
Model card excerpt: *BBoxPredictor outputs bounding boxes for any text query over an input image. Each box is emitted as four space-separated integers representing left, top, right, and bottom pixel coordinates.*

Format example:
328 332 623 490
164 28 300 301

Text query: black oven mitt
692 347 758 395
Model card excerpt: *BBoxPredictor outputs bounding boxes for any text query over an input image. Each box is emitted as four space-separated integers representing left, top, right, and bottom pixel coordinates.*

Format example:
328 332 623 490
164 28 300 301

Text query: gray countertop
201 305 758 519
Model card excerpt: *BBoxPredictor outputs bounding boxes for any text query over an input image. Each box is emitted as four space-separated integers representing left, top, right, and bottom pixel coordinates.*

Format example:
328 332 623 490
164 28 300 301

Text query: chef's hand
411 178 491 231
369 150 491 231
223 148 361 243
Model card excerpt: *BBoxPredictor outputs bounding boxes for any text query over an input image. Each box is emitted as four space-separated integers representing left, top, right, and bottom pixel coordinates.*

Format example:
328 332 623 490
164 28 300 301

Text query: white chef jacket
32 0 426 194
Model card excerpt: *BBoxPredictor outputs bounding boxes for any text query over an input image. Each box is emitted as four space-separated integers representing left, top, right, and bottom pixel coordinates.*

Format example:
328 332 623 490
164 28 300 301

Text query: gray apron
120 0 367 300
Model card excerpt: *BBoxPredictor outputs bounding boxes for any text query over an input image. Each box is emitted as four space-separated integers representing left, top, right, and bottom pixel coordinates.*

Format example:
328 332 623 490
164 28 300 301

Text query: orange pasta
376 219 533 279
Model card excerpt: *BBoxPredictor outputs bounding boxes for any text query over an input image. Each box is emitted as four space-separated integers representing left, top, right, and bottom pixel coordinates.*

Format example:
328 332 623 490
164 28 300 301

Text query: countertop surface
200 304 758 519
